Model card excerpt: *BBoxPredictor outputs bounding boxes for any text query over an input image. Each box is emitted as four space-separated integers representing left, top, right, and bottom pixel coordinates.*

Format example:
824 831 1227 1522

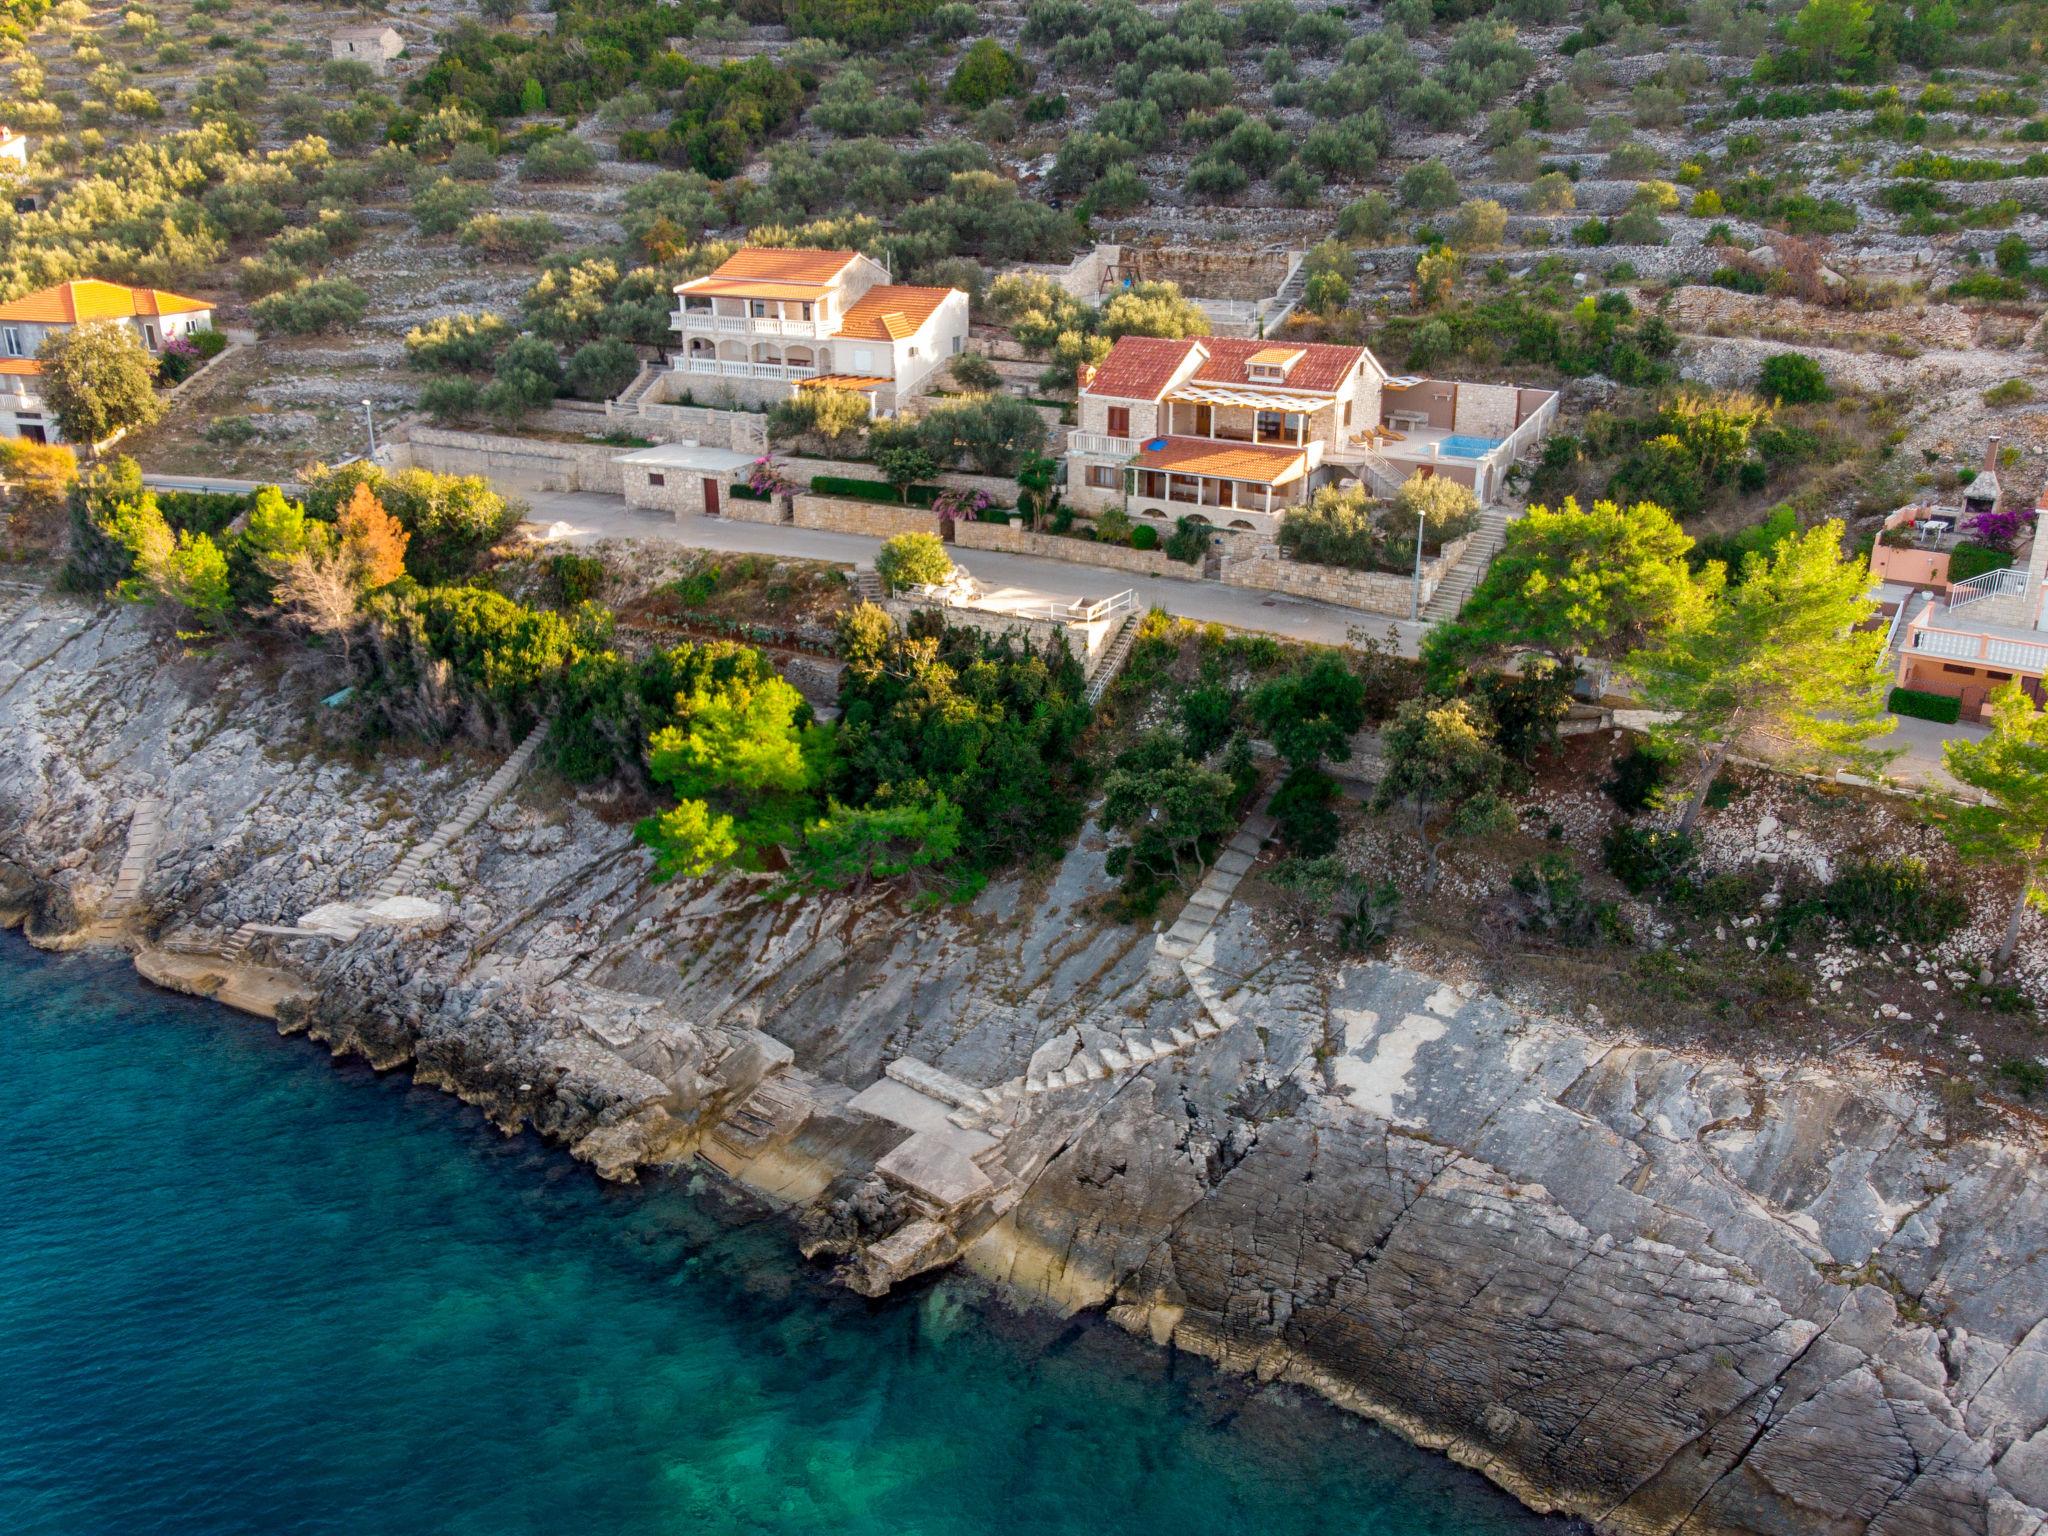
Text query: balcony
677 358 819 382
1908 619 2048 674
1070 432 1137 456
670 309 829 340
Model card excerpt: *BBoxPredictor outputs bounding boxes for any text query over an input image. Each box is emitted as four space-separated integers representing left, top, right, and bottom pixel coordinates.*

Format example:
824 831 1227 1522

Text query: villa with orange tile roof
1067 334 1559 535
664 248 968 413
0 279 216 442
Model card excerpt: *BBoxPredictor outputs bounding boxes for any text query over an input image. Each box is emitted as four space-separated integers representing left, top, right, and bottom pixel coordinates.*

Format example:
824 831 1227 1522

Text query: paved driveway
524 491 1431 654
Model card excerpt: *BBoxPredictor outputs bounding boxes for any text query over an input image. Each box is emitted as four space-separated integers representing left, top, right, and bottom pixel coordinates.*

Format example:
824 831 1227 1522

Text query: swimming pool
1440 433 1504 459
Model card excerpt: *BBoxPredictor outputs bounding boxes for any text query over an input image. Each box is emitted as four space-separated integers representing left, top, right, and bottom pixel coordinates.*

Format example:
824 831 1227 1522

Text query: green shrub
875 531 952 591
547 551 606 607
1821 856 1968 947
520 134 598 181
1985 378 2037 407
1603 739 1672 813
1601 824 1695 894
1947 542 2013 584
1164 515 1207 564
1510 853 1614 944
1887 685 1961 724
1757 351 1831 404
1130 523 1159 551
810 475 941 507
1271 766 1342 856
947 38 1026 109
251 278 368 336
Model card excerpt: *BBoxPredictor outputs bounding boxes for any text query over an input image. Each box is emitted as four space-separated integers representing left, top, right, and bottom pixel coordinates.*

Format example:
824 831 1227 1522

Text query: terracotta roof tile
1133 435 1307 486
0 357 41 375
0 278 213 325
1085 335 1379 401
679 248 861 294
834 284 954 341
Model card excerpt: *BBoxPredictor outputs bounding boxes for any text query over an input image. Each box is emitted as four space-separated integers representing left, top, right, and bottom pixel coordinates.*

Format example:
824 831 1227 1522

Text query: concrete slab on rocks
875 1129 996 1209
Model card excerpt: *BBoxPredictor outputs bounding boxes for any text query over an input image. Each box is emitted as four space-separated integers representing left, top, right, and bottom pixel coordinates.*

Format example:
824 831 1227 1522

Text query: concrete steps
1421 505 1516 624
373 717 551 902
103 797 164 921
1157 800 1274 961
945 793 1274 1128
1084 613 1138 707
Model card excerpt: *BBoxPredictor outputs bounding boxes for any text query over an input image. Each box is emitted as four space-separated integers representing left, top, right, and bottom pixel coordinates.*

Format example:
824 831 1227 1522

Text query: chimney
1986 435 2004 473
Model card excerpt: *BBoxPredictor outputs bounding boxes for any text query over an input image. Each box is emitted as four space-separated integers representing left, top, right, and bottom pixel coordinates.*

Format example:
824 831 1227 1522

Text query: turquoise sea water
0 933 1568 1536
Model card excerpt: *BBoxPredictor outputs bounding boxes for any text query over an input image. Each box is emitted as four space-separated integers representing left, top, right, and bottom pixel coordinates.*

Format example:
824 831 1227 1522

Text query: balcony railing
1909 621 2048 673
1070 432 1136 456
677 358 819 382
1945 565 2028 614
670 310 828 340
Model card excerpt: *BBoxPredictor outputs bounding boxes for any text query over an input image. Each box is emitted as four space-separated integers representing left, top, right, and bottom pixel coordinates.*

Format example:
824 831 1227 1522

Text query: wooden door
703 479 720 516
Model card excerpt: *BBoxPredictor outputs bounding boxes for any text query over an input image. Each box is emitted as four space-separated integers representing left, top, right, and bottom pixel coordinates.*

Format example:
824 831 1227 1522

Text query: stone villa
666 248 969 414
0 278 215 443
1066 335 1558 535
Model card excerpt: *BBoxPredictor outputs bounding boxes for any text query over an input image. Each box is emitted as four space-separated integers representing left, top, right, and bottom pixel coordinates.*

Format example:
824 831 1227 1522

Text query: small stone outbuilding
330 24 404 70
615 442 760 520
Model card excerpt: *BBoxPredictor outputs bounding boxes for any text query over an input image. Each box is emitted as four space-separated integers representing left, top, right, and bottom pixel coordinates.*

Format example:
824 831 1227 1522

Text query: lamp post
1410 505 1426 622
361 399 378 460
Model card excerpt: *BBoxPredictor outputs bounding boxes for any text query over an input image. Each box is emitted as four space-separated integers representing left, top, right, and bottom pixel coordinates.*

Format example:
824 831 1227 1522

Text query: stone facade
791 495 942 539
719 493 791 526
1219 536 1472 617
620 398 770 452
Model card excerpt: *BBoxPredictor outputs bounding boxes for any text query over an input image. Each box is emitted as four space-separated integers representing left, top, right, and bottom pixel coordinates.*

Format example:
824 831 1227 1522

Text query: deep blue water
0 931 1565 1536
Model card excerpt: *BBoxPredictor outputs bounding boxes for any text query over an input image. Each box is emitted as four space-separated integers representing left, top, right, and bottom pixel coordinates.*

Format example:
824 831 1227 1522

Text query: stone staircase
0 577 42 625
607 363 665 418
217 719 551 966
373 718 552 902
944 792 1274 1128
1157 794 1274 960
1421 503 1517 624
1084 613 1138 706
1262 250 1310 331
103 797 165 923
854 565 885 602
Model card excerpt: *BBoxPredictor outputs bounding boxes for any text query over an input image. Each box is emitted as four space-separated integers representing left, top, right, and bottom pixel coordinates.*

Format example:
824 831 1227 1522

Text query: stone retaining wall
612 396 770 452
1221 542 1467 615
390 428 622 494
791 495 941 539
779 455 1018 504
720 494 790 526
953 520 1203 582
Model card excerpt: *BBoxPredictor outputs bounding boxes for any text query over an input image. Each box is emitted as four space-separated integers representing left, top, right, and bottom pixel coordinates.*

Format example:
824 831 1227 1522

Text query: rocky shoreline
6 589 2047 1536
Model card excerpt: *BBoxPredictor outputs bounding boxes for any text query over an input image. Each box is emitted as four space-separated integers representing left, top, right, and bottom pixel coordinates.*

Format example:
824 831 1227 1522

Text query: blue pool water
0 932 1569 1536
1439 435 1503 460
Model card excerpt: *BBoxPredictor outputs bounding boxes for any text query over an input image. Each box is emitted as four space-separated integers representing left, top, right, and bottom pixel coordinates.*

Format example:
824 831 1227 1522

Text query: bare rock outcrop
6 592 2048 1536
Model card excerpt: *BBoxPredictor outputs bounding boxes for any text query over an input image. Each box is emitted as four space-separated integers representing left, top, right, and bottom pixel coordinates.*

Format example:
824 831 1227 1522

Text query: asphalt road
522 489 1432 654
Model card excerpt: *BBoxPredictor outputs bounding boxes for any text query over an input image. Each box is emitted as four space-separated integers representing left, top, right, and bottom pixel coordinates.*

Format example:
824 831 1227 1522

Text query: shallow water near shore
0 932 1568 1536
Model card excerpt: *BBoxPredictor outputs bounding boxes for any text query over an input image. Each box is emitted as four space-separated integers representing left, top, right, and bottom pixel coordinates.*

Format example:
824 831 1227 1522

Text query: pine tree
1627 520 1893 833
1426 497 1699 683
1942 683 2048 972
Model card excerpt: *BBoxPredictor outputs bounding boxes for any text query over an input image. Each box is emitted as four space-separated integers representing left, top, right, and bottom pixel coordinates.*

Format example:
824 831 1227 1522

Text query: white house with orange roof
666 248 968 412
1067 334 1559 535
0 126 29 167
0 278 216 441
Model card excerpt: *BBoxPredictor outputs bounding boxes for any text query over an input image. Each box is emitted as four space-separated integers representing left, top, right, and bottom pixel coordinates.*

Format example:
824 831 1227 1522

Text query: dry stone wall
389 428 623 495
953 521 1203 582
791 495 941 539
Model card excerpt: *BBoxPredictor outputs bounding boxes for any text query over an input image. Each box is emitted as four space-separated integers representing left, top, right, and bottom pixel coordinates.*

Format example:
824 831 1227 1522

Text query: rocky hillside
4 588 2047 1536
